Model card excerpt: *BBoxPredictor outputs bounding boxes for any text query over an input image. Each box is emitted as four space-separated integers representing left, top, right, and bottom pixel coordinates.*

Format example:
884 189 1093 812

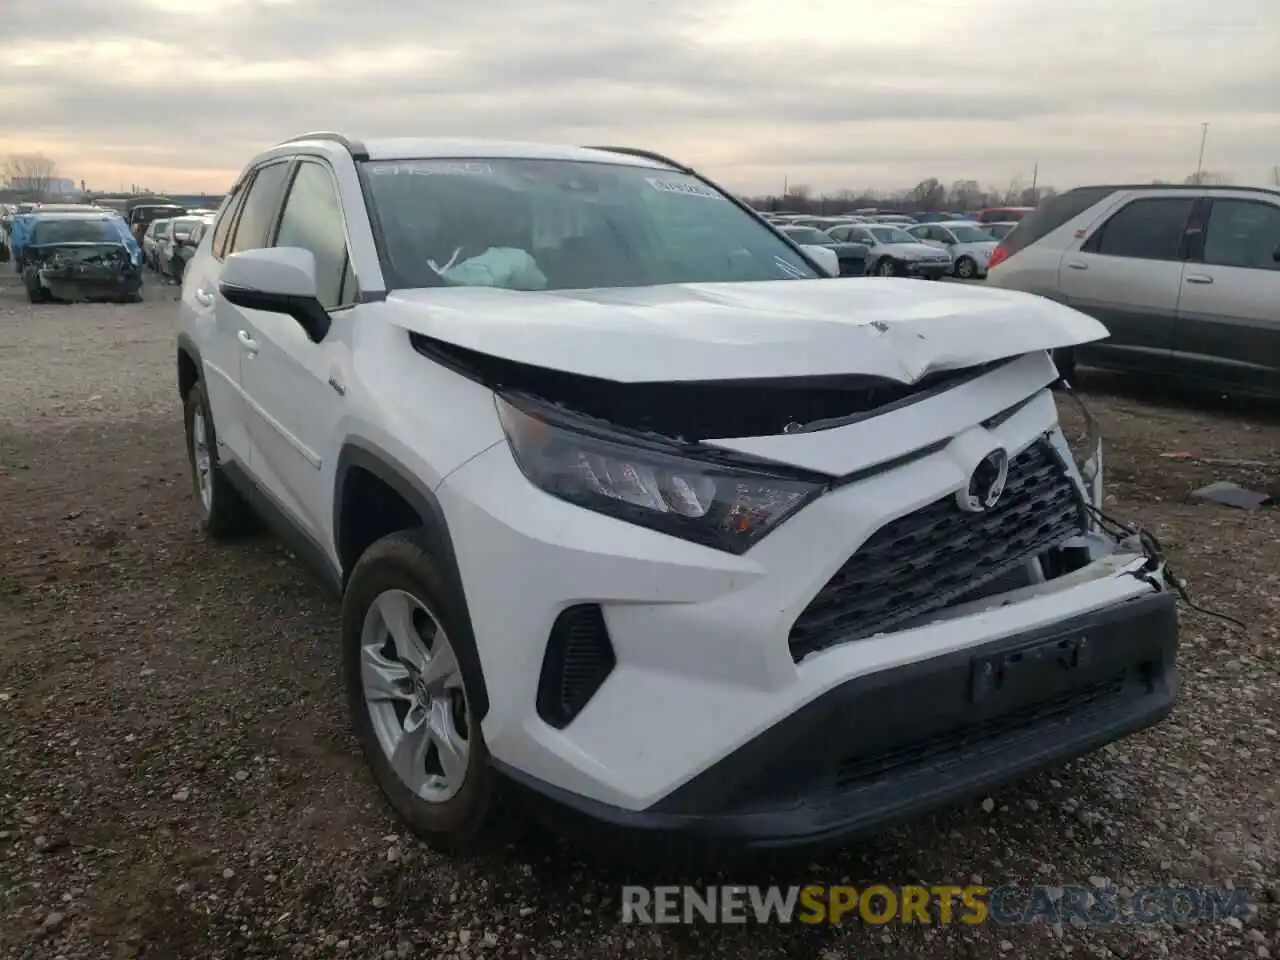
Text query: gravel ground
2 275 1278 960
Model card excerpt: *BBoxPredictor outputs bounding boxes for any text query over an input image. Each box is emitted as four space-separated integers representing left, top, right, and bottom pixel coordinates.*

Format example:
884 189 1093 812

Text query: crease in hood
383 278 1108 384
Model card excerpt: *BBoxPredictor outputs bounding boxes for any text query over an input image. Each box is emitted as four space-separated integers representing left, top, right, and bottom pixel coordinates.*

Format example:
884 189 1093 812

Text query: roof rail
584 145 689 172
1066 182 1280 197
280 131 370 161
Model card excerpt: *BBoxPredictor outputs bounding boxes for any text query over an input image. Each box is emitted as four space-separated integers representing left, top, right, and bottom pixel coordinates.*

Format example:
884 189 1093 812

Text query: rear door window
1084 197 1197 261
999 187 1117 257
211 186 248 260
1200 199 1280 271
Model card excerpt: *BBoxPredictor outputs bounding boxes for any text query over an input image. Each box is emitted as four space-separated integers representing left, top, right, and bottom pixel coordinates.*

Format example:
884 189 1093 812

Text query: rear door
201 161 293 467
1173 194 1280 393
1057 193 1198 375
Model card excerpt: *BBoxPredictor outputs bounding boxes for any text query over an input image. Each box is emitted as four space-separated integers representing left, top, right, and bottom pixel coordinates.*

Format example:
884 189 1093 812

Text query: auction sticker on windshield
646 178 720 199
370 161 496 177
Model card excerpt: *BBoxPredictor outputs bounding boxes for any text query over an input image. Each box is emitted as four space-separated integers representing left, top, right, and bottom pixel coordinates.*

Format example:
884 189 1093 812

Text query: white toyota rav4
176 133 1179 852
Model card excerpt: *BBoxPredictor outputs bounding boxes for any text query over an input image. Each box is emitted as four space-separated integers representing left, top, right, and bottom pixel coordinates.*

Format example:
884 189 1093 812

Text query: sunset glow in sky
3 0 1277 195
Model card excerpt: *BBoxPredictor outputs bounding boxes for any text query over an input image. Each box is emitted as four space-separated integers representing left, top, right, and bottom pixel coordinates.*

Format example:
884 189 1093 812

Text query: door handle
237 330 259 355
1185 274 1214 285
1066 260 1088 270
194 288 215 307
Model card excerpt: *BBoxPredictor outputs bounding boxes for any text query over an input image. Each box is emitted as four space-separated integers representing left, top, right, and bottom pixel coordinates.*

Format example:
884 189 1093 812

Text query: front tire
182 381 257 538
955 256 978 279
341 530 505 854
1052 347 1077 387
874 258 897 277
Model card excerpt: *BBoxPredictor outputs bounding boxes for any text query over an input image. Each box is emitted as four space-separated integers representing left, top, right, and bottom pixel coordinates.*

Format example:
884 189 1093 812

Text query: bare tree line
2 152 62 200
747 169 1251 214
3 149 1275 210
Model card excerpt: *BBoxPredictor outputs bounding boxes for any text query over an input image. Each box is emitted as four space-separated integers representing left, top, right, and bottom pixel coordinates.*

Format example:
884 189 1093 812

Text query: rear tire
342 530 509 854
182 381 258 539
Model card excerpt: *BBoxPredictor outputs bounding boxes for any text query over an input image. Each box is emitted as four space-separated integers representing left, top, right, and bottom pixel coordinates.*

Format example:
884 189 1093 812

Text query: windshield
361 158 819 290
869 227 917 244
948 225 995 243
31 218 119 245
170 217 202 235
781 227 832 245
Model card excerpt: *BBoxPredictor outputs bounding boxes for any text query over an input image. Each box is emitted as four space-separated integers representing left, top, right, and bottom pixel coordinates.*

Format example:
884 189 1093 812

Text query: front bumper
499 590 1177 850
904 259 951 278
429 352 1172 843
35 267 141 301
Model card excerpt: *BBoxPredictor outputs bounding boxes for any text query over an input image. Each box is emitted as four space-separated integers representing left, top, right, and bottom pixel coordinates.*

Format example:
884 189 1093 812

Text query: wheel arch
334 440 490 720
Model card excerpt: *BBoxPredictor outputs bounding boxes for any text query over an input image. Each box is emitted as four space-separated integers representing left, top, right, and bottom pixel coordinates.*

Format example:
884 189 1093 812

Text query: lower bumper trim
499 590 1178 851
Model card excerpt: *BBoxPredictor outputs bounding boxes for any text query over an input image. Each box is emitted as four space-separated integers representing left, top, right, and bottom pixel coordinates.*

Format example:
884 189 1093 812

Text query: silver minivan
985 184 1280 398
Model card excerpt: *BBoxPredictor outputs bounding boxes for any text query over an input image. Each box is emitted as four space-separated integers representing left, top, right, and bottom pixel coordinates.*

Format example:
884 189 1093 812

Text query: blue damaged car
15 212 143 304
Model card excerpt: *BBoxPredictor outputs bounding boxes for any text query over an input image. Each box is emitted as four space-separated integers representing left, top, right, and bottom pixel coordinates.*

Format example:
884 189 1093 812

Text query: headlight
496 396 827 554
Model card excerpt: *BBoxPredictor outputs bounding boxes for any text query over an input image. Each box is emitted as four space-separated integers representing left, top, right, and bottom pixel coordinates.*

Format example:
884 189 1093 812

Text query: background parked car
976 206 1033 223
142 219 172 269
166 216 213 283
791 216 863 230
158 215 209 278
128 203 186 243
986 183 1280 397
19 213 143 304
907 220 999 278
982 221 1019 240
778 225 871 276
9 209 115 272
826 223 952 277
913 211 973 223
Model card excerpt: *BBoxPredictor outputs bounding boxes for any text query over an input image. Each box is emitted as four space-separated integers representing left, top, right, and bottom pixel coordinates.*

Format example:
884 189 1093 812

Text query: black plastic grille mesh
536 605 617 729
789 440 1086 661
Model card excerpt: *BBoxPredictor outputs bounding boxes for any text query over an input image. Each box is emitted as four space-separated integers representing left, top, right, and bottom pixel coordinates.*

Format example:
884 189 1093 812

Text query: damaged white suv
176 133 1179 852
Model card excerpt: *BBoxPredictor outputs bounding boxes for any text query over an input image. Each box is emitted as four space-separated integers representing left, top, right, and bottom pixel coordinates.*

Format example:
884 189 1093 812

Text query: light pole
1194 122 1209 184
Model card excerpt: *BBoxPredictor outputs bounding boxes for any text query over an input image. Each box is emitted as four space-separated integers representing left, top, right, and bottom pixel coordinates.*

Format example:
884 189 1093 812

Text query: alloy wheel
191 409 213 512
360 589 471 803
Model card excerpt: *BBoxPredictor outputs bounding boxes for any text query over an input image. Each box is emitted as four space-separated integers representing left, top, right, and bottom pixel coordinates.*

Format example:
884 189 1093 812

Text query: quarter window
1202 199 1280 271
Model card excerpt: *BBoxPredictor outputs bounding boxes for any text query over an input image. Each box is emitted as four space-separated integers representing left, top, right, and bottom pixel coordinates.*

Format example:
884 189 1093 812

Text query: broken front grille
789 439 1086 661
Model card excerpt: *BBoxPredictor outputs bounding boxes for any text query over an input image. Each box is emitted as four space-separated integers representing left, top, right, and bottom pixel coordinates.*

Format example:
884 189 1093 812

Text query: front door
236 159 359 552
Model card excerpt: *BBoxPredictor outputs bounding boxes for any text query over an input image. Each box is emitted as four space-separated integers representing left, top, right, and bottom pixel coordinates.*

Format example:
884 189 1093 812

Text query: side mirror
219 247 330 342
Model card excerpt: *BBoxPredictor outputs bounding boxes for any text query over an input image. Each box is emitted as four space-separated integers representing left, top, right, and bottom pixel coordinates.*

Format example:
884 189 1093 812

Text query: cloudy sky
3 0 1278 196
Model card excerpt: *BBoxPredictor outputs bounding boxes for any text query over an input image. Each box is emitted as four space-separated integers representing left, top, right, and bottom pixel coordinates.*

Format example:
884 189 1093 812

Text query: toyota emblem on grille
956 447 1009 513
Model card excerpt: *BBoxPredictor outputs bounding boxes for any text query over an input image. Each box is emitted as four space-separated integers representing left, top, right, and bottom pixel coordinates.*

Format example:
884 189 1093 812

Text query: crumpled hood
384 278 1108 384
